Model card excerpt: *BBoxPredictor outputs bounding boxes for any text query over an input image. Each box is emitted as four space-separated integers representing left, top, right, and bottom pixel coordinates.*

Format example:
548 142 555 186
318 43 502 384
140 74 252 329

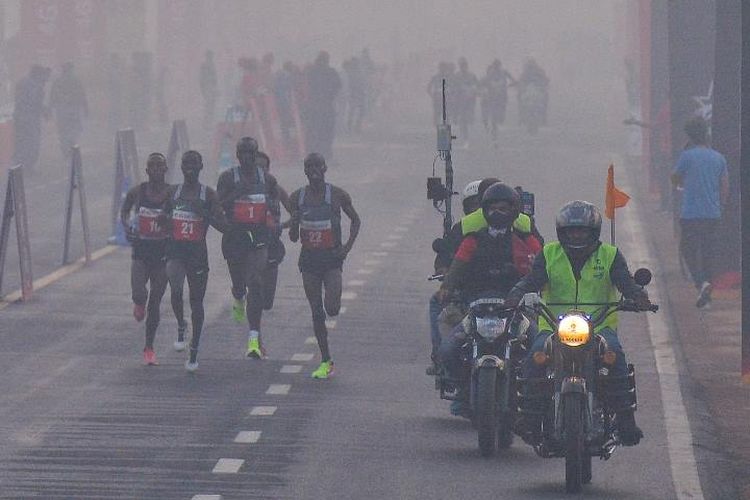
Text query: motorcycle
516 268 658 493
434 290 533 457
518 82 547 135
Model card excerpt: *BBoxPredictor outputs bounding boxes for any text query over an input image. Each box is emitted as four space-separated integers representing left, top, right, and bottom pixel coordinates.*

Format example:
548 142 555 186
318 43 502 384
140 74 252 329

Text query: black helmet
481 182 520 229
555 200 602 249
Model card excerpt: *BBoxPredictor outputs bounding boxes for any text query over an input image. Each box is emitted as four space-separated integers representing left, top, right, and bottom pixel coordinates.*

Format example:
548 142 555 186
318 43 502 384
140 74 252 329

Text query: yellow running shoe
311 360 334 379
232 298 246 324
246 338 262 359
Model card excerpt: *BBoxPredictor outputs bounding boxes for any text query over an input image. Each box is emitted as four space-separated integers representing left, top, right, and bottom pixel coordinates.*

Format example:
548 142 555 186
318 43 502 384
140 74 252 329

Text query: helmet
462 180 482 201
555 200 602 249
462 180 483 215
481 182 520 229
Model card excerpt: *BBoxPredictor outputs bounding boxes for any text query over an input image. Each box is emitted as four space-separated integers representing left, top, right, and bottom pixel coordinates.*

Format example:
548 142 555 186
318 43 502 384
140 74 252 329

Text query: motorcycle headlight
557 314 590 347
475 317 506 340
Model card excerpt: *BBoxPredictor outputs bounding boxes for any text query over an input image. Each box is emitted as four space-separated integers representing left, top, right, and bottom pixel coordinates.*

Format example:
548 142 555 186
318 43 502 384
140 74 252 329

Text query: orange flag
605 164 630 219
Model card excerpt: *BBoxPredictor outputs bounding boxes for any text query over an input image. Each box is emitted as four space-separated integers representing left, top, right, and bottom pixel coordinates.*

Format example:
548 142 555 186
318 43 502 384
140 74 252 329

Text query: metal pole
442 79 453 238
0 170 15 295
11 166 33 301
76 147 92 263
62 149 76 265
741 1 750 383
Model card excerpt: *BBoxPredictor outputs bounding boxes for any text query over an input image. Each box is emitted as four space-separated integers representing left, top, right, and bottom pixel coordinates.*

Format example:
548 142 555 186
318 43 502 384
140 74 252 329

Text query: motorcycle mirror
432 238 446 254
633 268 652 287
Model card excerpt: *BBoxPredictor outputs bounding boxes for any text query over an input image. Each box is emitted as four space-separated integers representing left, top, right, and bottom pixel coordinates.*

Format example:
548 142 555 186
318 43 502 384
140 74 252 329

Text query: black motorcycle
516 269 658 493
436 294 533 457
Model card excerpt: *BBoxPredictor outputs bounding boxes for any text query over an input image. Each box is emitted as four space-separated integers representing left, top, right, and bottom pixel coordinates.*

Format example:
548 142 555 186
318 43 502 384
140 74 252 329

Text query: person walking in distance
120 153 171 365
289 153 361 379
217 137 288 359
166 151 228 372
671 116 729 309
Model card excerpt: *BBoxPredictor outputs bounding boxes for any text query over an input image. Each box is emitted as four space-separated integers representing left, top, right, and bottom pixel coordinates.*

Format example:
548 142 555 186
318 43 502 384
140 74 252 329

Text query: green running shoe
246 338 262 359
232 298 246 324
311 361 334 379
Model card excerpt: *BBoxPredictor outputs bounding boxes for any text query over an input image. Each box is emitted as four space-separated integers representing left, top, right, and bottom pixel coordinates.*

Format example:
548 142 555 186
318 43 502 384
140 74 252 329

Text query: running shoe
232 297 246 324
185 359 199 373
246 338 263 359
143 348 158 366
174 324 187 351
133 304 145 322
311 360 334 379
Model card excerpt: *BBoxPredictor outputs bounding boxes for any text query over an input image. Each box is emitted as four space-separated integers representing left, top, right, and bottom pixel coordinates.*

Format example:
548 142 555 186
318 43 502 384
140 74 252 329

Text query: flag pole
611 215 615 245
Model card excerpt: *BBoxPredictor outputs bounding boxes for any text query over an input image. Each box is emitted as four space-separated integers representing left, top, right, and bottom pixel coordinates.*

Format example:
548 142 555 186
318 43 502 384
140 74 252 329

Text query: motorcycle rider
436 183 543 416
505 200 651 446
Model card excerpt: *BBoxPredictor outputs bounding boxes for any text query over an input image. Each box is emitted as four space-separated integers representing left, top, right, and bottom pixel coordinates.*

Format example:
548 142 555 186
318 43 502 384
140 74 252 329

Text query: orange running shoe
143 348 158 365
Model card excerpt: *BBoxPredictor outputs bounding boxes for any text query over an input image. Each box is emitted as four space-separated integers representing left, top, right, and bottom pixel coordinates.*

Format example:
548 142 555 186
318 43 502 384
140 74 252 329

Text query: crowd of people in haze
427 57 550 146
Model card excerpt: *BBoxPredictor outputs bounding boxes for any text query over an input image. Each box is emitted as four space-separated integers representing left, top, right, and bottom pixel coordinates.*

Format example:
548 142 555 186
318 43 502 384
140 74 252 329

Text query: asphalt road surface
0 116 733 499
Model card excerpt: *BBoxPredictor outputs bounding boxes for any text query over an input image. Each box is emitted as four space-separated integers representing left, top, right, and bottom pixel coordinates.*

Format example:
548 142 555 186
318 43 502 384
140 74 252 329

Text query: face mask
486 209 514 228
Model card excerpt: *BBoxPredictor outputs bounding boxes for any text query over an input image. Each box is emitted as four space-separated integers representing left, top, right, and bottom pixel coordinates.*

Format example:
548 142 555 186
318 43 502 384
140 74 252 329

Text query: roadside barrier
62 146 91 265
109 129 139 246
0 165 32 300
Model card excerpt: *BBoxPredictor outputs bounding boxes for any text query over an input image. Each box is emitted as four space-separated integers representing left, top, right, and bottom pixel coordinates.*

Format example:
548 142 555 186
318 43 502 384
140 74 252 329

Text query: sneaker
174 324 187 351
133 304 145 322
696 282 713 309
143 348 158 365
311 360 334 379
185 359 199 372
232 298 246 324
246 338 263 359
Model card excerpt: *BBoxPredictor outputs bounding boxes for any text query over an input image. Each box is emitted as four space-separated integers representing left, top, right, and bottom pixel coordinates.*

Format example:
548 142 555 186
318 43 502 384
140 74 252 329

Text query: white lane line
347 279 365 286
266 384 291 395
249 406 276 416
291 353 314 362
281 365 303 373
370 251 389 257
357 268 374 275
394 227 409 233
380 242 397 248
304 336 317 345
0 245 119 309
325 319 337 329
619 158 704 500
234 431 262 444
386 234 403 241
341 291 357 300
212 458 244 474
364 259 381 266
339 306 347 314
192 495 222 500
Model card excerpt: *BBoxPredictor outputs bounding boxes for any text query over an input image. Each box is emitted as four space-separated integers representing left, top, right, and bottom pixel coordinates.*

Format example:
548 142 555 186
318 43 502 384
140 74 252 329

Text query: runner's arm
340 190 360 256
206 188 230 233
120 186 139 229
288 189 300 242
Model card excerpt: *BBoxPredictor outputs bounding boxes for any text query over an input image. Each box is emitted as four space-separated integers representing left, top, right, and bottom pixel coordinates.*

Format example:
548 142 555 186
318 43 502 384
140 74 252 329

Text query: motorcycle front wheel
563 393 585 493
476 367 498 457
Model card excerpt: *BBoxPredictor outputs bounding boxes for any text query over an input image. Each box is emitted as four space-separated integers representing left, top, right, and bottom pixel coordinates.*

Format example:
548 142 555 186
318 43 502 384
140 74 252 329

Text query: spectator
671 116 729 309
12 64 50 172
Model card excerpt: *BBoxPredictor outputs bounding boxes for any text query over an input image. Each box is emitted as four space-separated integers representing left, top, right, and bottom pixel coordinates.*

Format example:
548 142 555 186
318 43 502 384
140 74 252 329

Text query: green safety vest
539 242 619 333
461 209 532 235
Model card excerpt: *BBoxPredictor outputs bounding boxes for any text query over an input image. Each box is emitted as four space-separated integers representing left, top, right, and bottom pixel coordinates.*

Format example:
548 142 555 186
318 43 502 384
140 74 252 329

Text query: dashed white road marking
325 319 337 329
234 431 262 444
357 268 374 275
212 458 244 474
249 406 277 416
291 353 314 362
266 384 291 395
370 251 389 257
364 259 381 266
304 336 317 345
617 154 704 500
347 279 365 286
192 495 222 500
386 234 403 240
394 226 409 233
281 365 303 374
380 242 397 248
341 291 357 300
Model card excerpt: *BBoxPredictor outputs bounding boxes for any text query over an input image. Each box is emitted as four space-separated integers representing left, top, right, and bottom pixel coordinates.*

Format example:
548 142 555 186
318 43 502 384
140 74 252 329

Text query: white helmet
462 180 482 202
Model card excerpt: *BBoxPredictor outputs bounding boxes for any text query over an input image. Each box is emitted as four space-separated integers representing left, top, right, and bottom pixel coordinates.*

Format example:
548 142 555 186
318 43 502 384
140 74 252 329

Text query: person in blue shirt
672 116 729 309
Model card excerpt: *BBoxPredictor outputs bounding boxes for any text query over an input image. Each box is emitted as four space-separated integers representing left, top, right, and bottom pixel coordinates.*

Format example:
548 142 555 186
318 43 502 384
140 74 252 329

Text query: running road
0 122 735 499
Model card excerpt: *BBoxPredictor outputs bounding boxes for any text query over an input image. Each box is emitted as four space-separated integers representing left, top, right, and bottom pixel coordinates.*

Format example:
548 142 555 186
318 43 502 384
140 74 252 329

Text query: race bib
137 207 168 240
172 210 204 242
233 194 267 225
301 219 334 249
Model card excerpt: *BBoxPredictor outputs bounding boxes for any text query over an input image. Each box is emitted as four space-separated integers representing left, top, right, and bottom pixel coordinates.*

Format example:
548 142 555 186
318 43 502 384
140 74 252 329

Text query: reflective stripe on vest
461 209 531 235
539 242 619 333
